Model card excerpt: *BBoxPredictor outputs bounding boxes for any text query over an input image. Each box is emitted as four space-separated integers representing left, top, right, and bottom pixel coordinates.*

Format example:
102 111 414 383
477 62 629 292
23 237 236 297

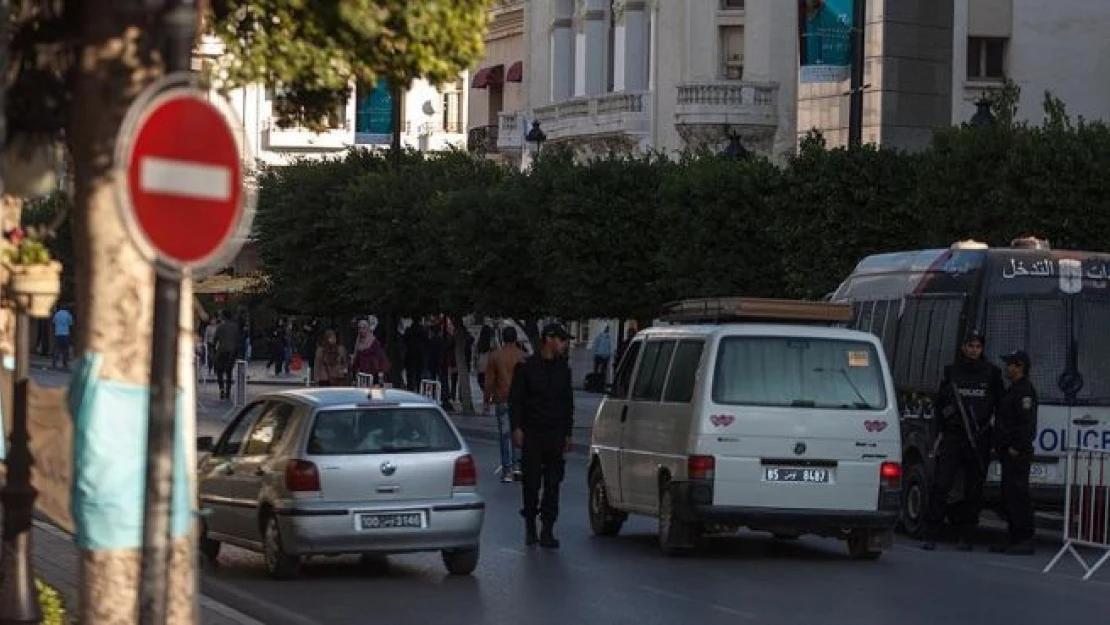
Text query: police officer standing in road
510 323 574 549
922 331 1003 551
991 350 1038 555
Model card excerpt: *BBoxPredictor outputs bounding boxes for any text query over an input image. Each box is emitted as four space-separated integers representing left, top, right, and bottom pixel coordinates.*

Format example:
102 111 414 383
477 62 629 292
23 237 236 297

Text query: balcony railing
264 120 353 150
468 125 499 154
675 81 778 128
531 91 651 142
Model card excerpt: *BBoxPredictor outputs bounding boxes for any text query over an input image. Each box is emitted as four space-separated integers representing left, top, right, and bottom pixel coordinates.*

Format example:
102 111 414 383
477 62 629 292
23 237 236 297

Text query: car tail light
688 455 716 481
285 460 321 492
453 454 477 488
880 462 902 488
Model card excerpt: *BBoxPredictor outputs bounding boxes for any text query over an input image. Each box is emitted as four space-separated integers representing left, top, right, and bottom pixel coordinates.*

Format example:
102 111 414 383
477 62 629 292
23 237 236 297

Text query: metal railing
467 125 499 153
1044 446 1110 580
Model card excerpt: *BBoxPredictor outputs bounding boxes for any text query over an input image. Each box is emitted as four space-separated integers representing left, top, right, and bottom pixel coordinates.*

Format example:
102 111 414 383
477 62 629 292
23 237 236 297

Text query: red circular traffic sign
117 81 249 273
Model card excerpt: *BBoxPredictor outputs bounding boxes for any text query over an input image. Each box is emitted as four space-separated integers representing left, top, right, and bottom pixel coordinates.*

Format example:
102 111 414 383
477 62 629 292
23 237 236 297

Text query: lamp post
969 97 995 128
525 120 546 153
719 132 750 161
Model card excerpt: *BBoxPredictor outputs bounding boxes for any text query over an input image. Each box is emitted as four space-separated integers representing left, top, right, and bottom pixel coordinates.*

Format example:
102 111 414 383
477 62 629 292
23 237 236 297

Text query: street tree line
255 96 1110 323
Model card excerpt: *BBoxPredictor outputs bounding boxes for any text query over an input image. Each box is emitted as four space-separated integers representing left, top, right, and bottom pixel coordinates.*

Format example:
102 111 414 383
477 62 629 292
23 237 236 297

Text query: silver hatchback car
197 387 485 579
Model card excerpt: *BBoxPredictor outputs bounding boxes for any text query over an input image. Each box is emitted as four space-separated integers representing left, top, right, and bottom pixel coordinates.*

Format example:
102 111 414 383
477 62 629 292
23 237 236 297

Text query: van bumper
690 505 899 531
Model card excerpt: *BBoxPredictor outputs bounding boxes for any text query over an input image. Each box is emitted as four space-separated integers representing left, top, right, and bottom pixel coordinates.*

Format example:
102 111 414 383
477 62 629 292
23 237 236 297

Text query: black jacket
936 357 1003 443
996 376 1038 456
509 355 574 439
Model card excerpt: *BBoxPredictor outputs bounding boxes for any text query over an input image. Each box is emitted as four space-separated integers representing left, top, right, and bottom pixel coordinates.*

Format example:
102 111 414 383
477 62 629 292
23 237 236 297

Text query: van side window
855 299 899 364
663 340 704 403
632 340 676 401
611 340 643 398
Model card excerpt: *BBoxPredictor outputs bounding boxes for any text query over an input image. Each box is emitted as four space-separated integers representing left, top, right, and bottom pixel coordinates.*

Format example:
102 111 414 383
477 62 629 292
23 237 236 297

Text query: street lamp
969 97 995 128
719 132 750 160
525 120 546 152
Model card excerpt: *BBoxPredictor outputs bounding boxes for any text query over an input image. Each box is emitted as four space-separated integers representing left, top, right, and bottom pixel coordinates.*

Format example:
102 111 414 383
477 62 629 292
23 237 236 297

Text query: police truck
829 237 1110 536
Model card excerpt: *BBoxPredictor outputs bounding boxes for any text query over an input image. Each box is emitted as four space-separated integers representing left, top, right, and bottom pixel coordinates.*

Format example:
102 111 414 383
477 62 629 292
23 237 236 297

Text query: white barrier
356 373 374 388
232 359 248 408
1044 446 1110 580
419 379 442 403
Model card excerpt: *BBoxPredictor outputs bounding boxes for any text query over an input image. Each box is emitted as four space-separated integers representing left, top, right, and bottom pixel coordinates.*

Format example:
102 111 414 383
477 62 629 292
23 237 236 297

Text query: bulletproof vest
946 359 996 432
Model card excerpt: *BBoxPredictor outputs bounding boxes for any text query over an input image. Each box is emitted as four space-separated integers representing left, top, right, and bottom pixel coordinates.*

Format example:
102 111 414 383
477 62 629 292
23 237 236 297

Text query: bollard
233 359 247 407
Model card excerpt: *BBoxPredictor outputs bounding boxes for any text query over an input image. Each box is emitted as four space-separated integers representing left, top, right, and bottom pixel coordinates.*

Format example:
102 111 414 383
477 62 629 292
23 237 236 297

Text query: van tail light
880 462 902 489
688 455 716 481
453 454 477 488
285 460 321 492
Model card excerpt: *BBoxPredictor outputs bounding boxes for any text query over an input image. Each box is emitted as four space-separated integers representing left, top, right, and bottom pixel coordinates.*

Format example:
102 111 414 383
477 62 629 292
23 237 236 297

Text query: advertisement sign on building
798 0 853 83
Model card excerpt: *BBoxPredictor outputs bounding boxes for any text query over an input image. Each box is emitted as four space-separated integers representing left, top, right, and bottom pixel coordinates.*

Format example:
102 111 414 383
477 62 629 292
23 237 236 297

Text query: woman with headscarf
313 329 349 387
351 318 390 385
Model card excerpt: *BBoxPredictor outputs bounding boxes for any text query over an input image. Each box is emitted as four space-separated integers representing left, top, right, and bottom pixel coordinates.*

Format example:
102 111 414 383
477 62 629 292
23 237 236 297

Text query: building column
583 0 609 95
613 0 649 92
552 1 575 101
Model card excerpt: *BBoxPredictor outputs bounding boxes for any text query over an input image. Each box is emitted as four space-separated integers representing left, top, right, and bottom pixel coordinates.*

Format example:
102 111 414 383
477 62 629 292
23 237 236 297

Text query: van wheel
589 468 626 536
658 482 696 556
900 462 929 538
847 531 884 561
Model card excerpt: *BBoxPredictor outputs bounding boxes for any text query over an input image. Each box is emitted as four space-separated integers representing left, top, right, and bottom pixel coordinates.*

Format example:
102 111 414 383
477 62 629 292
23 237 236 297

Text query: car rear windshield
712 337 888 410
308 407 462 455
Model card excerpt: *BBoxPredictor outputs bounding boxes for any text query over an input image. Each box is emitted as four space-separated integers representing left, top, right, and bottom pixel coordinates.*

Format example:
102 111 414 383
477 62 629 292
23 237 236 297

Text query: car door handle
1073 418 1099 426
620 406 629 423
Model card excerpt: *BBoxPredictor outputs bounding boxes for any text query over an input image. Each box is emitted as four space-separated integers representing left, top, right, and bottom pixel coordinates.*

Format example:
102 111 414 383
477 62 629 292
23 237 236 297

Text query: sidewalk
33 520 262 624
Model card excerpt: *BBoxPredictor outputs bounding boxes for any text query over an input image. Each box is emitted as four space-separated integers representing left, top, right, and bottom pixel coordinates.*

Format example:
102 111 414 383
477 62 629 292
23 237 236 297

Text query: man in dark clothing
213 309 242 400
991 350 1038 555
922 331 1003 551
510 323 574 549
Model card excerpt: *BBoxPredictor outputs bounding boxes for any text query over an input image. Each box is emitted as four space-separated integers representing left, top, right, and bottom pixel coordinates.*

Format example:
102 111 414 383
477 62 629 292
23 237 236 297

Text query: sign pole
137 2 196 624
847 0 867 148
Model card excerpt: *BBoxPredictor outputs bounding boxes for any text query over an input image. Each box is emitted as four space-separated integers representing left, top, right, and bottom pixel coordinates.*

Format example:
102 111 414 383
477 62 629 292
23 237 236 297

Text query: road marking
499 547 526 556
140 157 232 201
638 585 756 619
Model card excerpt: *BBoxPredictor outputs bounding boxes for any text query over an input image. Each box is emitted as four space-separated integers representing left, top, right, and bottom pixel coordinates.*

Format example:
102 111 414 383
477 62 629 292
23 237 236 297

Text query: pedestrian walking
213 309 242 400
351 318 390 385
592 325 613 381
484 326 527 483
922 331 1002 551
313 329 349 387
990 350 1038 556
51 303 74 370
510 323 574 549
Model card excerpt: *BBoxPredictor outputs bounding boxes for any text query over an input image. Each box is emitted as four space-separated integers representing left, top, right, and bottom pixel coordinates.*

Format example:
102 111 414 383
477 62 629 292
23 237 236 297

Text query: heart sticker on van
864 420 888 433
710 414 735 427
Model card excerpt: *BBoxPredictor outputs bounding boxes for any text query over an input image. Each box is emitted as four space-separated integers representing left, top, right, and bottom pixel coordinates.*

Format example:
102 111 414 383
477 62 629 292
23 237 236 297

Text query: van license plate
359 512 425 530
763 467 830 483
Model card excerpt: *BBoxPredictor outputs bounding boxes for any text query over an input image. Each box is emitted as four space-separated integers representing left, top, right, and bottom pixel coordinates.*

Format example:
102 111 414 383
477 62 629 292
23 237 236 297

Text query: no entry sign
116 76 252 275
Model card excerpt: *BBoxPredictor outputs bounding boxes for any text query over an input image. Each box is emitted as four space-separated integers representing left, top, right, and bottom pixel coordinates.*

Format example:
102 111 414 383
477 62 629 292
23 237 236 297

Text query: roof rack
659 297 853 325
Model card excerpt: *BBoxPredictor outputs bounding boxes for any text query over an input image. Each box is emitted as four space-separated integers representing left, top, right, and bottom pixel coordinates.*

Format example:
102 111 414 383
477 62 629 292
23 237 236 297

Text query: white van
588 298 903 559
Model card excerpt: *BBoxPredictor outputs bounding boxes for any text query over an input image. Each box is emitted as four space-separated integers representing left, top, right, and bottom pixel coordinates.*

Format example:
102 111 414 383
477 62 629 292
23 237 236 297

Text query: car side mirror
197 436 214 452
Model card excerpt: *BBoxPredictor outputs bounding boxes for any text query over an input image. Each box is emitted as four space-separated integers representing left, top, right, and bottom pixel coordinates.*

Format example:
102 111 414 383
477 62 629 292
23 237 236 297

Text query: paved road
197 433 1110 625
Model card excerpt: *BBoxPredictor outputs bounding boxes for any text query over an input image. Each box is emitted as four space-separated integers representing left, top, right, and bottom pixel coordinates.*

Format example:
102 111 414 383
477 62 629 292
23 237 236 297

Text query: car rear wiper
814 367 873 409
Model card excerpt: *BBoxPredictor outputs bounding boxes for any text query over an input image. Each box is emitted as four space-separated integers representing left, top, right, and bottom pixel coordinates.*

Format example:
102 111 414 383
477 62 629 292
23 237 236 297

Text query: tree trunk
69 4 196 622
452 315 474 414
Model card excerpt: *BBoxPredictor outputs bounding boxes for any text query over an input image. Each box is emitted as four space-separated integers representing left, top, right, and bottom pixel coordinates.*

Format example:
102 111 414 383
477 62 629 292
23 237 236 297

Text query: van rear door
698 335 899 512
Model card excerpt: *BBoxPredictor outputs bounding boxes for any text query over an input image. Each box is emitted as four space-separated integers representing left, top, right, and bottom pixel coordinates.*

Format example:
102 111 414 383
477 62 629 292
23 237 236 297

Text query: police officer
990 350 1037 555
922 331 1003 551
510 323 574 549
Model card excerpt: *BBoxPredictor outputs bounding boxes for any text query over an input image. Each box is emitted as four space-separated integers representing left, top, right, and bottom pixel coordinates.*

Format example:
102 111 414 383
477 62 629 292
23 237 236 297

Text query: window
712 337 888 410
719 26 745 80
355 81 395 135
611 340 643 398
632 340 676 401
308 408 461 455
441 79 464 134
967 37 1007 81
892 296 963 389
720 0 745 9
216 403 267 456
664 340 705 403
242 403 294 456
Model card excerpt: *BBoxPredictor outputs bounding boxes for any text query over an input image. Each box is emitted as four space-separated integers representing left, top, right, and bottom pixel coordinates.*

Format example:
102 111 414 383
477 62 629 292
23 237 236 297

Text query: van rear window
712 337 887 410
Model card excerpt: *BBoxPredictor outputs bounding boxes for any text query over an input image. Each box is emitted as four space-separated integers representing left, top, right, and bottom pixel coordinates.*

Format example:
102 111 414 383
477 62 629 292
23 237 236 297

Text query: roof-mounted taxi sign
659 297 853 325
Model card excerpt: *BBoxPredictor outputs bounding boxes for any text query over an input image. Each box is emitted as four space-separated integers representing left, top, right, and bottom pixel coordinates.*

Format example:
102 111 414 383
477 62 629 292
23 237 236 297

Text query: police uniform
922 336 1003 549
991 350 1038 555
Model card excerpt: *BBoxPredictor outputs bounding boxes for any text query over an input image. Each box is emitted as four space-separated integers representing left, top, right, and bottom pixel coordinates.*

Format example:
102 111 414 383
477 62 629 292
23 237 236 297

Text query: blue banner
799 0 853 83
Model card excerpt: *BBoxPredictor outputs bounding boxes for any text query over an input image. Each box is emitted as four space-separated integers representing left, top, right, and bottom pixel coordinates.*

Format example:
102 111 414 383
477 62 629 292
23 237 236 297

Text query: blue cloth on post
67 353 193 550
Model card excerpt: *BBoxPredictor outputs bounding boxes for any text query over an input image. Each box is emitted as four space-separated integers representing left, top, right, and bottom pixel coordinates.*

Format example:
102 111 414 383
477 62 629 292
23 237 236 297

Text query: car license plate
763 467 830 483
992 463 1053 483
358 511 426 530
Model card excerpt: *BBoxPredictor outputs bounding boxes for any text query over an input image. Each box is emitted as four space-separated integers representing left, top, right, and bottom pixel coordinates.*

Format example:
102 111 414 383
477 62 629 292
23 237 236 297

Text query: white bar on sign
139 156 232 202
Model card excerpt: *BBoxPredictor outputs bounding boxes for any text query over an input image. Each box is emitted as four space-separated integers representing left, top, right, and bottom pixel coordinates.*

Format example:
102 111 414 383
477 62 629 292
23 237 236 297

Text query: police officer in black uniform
922 331 1003 551
510 323 574 549
990 350 1038 555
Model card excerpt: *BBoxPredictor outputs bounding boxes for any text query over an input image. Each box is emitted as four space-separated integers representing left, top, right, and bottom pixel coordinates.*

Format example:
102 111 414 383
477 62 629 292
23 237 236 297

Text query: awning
471 64 504 89
506 61 523 83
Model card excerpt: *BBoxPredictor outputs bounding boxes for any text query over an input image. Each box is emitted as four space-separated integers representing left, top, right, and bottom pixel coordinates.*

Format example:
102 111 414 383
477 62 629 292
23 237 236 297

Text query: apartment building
467 0 528 159
469 0 800 163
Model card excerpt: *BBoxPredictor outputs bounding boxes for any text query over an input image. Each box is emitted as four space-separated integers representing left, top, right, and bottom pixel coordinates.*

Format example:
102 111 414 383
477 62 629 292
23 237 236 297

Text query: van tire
847 531 884 561
900 462 929 538
588 468 626 536
658 482 696 556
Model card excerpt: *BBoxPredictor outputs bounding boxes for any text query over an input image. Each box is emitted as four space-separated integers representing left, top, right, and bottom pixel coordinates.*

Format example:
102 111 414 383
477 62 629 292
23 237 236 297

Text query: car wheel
658 481 696 557
442 547 480 576
263 514 301 580
900 462 929 539
199 521 221 565
588 468 626 537
847 531 884 561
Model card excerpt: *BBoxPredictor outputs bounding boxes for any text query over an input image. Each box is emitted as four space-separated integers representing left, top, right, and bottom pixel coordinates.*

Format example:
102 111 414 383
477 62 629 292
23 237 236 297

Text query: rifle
948 379 988 477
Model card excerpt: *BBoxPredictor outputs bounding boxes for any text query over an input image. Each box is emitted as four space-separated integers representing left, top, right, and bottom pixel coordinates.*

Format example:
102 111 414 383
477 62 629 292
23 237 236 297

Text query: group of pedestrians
921 331 1038 555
